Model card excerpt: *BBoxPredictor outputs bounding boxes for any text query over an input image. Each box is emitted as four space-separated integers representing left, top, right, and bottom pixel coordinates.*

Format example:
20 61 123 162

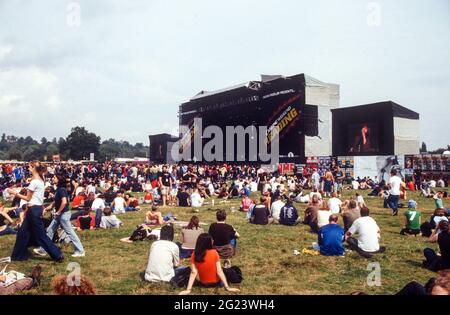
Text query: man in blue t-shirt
318 214 345 256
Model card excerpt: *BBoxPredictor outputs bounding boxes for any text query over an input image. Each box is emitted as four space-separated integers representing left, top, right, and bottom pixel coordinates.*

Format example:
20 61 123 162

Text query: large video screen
347 123 379 154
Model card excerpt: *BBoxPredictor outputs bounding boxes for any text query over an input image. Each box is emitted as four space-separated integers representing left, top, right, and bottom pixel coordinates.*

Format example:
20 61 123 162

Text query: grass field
0 188 448 295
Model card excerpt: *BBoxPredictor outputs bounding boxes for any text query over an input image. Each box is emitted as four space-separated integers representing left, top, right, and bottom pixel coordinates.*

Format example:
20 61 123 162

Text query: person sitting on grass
240 195 253 212
179 233 240 295
270 195 285 223
144 225 180 283
345 207 385 258
0 203 18 236
303 194 321 232
250 197 273 225
145 205 164 226
209 210 239 267
111 191 126 214
75 209 96 231
178 216 204 259
190 188 204 209
400 200 422 236
420 208 448 237
317 206 332 232
423 220 450 272
279 197 299 226
341 200 361 233
99 207 122 229
318 214 345 256
176 186 191 207
124 193 141 211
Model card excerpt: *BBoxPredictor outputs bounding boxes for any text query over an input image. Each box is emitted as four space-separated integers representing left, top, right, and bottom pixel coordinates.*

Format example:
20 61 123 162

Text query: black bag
223 266 243 284
130 226 149 241
170 267 191 288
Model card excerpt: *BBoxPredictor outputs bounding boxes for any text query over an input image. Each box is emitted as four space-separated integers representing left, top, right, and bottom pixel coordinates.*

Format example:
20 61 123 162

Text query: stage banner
354 155 405 181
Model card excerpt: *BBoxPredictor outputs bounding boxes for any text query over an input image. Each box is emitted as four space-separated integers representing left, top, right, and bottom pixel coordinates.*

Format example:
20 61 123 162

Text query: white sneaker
71 252 85 258
33 248 47 257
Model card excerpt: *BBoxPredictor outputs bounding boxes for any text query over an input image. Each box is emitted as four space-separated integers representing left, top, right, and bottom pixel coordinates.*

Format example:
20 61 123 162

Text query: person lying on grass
179 233 240 295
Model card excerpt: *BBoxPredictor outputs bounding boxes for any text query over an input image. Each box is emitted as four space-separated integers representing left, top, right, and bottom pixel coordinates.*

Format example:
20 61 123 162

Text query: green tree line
0 127 148 162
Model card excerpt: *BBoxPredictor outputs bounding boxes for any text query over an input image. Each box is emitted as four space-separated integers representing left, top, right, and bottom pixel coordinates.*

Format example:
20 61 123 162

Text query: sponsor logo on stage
266 94 301 145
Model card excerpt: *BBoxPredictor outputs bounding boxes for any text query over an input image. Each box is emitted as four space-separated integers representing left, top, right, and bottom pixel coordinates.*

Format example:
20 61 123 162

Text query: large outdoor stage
149 73 421 166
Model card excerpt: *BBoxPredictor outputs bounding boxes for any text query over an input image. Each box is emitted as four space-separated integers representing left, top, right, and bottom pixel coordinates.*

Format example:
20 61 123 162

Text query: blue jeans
176 242 194 259
387 194 399 213
11 206 63 261
95 208 103 228
45 211 84 254
0 226 17 236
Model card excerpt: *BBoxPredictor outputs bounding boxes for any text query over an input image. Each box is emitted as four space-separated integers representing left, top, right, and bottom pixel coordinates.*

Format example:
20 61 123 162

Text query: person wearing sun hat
400 200 422 236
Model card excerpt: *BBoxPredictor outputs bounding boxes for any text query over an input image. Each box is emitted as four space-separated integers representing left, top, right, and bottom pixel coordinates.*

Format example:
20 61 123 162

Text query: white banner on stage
354 155 405 181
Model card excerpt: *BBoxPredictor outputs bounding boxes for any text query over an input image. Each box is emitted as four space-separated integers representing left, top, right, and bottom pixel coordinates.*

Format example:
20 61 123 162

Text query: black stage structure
177 74 335 163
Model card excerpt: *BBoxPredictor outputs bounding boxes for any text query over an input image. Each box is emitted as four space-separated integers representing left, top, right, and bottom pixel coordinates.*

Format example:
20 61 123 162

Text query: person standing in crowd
8 161 64 262
318 214 345 256
34 174 85 258
311 169 321 191
333 166 345 196
322 169 334 198
387 169 402 216
158 165 172 207
400 200 422 236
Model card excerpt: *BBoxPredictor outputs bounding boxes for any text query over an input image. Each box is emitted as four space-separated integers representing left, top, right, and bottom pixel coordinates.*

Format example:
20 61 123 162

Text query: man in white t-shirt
346 207 383 258
190 189 204 208
311 170 321 190
328 193 342 214
270 196 286 221
387 169 402 215
144 225 180 283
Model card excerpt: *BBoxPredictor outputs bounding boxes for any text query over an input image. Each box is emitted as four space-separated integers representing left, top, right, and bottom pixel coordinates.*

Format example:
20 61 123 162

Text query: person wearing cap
400 200 422 236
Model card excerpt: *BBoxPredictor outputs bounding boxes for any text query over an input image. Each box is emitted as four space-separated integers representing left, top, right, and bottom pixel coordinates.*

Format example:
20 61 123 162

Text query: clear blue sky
0 0 448 149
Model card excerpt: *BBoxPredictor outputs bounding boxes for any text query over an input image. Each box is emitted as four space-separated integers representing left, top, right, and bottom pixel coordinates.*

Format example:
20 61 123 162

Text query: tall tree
64 127 101 160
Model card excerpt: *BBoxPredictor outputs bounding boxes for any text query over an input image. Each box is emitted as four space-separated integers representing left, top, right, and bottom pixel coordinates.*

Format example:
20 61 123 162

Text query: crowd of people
0 160 449 295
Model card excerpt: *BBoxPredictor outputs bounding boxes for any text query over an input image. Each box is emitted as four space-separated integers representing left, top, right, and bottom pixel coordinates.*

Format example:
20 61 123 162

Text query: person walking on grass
387 169 402 216
9 161 64 262
34 174 85 258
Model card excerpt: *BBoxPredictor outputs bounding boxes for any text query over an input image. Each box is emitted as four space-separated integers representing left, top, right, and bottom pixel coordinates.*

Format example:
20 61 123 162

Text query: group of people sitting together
0 160 449 295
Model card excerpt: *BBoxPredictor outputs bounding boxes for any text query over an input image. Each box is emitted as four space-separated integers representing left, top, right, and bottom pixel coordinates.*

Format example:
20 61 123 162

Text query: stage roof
332 101 419 120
